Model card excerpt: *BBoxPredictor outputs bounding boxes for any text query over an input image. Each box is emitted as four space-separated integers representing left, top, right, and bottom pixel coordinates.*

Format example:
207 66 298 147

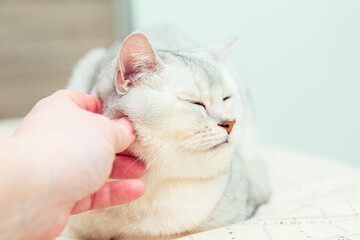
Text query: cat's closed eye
178 96 206 109
223 96 231 101
192 101 206 109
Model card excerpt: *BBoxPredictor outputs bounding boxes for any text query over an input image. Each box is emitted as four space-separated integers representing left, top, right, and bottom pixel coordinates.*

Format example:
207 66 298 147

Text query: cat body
63 28 269 240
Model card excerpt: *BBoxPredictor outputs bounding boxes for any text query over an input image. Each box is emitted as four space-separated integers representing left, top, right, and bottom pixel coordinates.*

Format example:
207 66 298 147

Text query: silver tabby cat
62 27 270 240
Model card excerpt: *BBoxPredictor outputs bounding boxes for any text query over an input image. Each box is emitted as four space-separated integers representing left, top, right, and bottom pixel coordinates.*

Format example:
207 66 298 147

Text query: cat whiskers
140 127 227 172
185 128 227 151
197 137 228 150
118 157 142 178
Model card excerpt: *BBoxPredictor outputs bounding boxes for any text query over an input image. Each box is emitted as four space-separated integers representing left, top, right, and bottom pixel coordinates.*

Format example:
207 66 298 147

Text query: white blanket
179 148 360 240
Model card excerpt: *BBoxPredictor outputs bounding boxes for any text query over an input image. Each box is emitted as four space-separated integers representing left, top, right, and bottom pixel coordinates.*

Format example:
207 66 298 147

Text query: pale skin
0 90 146 240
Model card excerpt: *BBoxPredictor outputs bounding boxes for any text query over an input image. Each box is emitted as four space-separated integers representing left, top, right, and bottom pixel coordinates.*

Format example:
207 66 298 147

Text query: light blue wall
132 0 360 165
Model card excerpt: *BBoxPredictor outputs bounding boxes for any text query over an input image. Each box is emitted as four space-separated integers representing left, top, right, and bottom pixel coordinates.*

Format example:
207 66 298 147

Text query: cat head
97 32 247 176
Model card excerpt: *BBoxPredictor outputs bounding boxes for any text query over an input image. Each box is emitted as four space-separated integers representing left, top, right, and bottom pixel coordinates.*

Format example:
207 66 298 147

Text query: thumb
112 118 136 153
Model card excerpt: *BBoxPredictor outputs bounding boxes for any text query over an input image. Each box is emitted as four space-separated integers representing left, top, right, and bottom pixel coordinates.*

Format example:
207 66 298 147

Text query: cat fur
62 28 270 240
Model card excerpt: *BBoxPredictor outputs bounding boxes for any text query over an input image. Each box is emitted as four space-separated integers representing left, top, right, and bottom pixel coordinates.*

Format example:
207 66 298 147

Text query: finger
112 118 136 153
71 180 146 215
53 89 103 114
110 155 146 179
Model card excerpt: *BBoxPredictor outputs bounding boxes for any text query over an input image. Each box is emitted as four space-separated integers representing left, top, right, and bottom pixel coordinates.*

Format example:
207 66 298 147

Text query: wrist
0 135 70 239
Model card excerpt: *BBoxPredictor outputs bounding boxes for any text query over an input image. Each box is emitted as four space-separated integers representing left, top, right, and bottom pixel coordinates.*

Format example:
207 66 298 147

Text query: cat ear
207 37 239 60
116 32 162 94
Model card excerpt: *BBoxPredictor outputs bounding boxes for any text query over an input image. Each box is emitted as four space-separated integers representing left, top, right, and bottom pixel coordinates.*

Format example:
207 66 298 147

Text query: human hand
70 150 146 215
7 90 145 239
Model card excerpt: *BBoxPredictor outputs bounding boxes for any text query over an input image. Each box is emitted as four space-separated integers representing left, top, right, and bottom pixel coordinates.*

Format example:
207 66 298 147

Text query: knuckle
53 89 68 96
34 96 52 108
53 89 76 98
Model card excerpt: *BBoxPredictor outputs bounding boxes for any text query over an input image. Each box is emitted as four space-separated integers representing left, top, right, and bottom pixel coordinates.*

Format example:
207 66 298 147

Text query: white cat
62 28 270 240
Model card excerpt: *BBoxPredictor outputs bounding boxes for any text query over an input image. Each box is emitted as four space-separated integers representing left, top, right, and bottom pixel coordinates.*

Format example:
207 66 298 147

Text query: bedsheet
179 148 360 240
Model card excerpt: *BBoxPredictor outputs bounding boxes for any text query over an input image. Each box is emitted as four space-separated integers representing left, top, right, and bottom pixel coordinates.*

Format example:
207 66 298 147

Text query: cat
61 27 270 240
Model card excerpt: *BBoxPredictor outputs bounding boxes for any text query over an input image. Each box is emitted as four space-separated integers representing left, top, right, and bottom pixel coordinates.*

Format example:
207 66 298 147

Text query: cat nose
218 119 236 134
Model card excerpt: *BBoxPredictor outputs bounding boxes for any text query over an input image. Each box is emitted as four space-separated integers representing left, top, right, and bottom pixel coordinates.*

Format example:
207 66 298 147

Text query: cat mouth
210 139 229 150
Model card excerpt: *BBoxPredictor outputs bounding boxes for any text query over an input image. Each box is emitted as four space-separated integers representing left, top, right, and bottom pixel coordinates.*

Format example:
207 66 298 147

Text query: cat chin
209 139 229 150
208 131 240 152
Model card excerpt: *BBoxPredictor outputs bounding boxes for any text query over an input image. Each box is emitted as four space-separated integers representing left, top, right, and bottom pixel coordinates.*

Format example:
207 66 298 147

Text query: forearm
0 135 67 240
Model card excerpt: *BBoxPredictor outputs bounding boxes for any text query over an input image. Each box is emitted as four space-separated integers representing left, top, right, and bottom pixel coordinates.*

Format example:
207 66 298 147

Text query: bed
179 148 360 240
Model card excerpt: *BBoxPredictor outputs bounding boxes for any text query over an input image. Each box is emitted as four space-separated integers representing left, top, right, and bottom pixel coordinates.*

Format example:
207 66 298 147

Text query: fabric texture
178 148 360 240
